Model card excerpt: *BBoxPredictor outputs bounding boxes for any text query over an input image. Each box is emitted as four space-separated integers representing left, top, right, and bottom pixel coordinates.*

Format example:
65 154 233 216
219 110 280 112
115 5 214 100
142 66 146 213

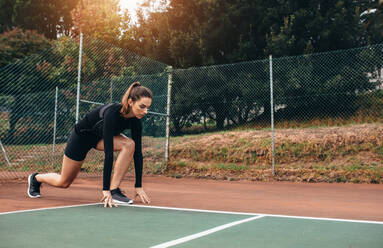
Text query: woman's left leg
95 134 135 190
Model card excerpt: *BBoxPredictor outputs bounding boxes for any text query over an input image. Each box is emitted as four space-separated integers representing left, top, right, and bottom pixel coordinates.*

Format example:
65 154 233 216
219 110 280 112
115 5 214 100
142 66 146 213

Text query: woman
27 82 152 207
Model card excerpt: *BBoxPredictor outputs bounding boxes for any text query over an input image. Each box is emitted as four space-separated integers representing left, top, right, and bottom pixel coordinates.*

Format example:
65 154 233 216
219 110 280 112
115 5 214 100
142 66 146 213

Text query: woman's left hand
134 187 151 204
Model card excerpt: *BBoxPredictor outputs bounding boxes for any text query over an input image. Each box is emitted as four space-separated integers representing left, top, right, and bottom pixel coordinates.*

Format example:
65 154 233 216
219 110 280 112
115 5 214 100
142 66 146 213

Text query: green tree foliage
0 28 51 68
0 0 14 33
124 0 382 65
0 33 75 143
1 0 382 136
264 0 365 56
71 0 122 45
120 0 382 132
361 0 383 44
0 31 169 142
0 0 78 39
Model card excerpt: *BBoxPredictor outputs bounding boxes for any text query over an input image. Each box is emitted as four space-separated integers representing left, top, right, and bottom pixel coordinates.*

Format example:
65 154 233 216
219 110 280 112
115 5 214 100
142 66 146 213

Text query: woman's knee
121 138 135 152
58 179 73 188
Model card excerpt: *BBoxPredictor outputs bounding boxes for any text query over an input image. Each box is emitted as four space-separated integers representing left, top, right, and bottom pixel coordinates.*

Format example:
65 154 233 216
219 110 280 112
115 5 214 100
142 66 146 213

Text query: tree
71 0 122 45
0 0 15 33
0 30 73 143
361 0 383 45
264 0 383 56
119 0 383 130
1 0 78 39
0 28 51 68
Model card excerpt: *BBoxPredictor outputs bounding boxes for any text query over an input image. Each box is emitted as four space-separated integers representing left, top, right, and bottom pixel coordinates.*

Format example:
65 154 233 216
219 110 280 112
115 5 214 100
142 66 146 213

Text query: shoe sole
113 199 133 204
27 174 41 198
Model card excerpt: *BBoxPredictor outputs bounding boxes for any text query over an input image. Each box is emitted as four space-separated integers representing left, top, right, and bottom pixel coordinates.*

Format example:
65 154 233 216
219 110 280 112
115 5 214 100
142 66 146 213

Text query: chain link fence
169 45 383 135
1 38 382 182
0 41 79 179
168 44 383 182
0 35 169 180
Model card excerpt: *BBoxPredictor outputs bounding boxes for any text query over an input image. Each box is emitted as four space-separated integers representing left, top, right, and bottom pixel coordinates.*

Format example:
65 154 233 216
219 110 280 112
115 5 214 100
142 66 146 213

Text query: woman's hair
120 82 152 115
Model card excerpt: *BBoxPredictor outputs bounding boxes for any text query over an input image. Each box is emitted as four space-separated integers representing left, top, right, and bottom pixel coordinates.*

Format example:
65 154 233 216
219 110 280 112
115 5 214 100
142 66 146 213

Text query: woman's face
129 97 152 119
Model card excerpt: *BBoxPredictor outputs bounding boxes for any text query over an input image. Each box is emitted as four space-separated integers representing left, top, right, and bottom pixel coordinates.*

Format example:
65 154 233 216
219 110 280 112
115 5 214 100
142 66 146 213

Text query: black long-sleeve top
74 103 143 190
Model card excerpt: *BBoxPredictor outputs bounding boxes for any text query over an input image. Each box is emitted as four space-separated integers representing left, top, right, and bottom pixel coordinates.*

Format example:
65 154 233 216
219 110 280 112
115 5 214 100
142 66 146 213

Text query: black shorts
64 129 100 161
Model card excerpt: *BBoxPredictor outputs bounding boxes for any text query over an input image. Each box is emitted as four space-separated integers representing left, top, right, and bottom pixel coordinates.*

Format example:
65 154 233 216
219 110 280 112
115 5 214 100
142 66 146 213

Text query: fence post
0 139 11 166
75 32 83 124
52 87 58 169
269 55 275 176
165 66 173 163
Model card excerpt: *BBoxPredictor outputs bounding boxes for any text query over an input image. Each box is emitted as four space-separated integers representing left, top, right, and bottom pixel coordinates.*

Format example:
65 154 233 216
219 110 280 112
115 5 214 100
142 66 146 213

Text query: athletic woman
27 82 152 207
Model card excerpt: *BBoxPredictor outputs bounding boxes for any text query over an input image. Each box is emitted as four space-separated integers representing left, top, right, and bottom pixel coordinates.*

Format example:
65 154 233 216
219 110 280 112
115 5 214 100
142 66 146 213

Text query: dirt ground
1 175 382 222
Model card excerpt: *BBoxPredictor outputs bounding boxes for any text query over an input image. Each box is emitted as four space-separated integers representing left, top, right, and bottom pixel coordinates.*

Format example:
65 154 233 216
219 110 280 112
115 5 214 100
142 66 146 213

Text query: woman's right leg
35 155 83 188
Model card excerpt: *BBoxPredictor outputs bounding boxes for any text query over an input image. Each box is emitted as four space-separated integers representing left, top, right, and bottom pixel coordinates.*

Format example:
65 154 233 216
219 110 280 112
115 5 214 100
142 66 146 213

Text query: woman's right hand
100 190 118 208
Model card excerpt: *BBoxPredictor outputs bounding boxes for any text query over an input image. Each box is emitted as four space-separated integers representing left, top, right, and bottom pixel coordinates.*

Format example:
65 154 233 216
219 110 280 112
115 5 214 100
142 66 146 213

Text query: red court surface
1 175 382 221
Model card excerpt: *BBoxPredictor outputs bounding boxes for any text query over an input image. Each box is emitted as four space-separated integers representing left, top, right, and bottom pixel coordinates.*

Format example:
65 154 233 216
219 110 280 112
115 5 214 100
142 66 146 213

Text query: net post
75 32 83 124
269 55 275 176
165 66 173 163
52 87 58 169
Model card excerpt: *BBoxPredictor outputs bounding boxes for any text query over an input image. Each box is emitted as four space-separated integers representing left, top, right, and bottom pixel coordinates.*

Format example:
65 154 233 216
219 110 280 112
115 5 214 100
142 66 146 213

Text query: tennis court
1 177 383 248
1 203 382 248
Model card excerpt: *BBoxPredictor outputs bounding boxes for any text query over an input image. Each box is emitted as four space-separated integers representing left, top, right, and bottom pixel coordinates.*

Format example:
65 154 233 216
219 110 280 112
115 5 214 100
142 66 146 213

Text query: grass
373 146 383 158
167 123 383 183
176 161 187 167
213 163 249 172
148 162 167 174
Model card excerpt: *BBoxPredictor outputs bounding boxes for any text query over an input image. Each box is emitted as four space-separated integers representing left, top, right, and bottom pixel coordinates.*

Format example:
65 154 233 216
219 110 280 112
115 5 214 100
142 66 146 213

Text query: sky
119 0 168 23
119 0 141 18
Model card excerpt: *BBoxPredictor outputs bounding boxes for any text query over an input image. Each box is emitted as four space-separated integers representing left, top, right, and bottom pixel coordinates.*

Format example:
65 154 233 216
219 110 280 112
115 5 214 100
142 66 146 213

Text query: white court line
126 204 383 225
150 215 265 248
2 203 383 225
127 204 256 216
0 203 100 215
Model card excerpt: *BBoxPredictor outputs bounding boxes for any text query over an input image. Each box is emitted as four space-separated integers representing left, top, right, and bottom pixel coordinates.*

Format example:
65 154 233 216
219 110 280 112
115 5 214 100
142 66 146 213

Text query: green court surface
0 204 382 248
